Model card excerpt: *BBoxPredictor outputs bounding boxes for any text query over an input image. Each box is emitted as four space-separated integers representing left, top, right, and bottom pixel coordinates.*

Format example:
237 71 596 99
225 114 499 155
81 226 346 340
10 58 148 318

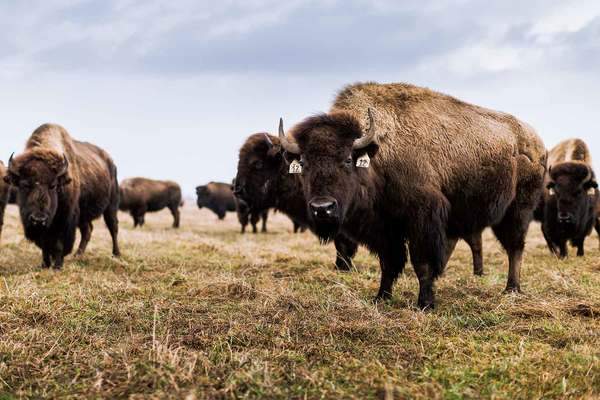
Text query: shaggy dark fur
283 82 546 309
196 182 237 220
234 132 359 271
120 177 183 228
534 139 599 258
0 161 8 243
5 124 120 269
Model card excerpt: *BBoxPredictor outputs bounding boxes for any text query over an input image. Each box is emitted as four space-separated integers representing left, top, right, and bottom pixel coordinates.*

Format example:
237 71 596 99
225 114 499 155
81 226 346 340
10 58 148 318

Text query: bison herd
1 82 599 309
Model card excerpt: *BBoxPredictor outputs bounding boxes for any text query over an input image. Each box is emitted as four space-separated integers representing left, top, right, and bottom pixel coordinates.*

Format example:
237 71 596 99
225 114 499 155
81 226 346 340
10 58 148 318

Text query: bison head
4 151 71 229
195 185 210 209
278 110 379 241
546 162 598 225
234 133 283 210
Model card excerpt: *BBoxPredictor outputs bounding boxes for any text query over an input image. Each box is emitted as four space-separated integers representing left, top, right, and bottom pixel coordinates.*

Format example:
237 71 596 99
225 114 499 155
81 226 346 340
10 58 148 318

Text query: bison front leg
250 211 260 234
573 238 585 257
52 240 65 270
260 211 268 233
595 218 600 249
40 247 52 269
333 235 358 272
169 205 180 229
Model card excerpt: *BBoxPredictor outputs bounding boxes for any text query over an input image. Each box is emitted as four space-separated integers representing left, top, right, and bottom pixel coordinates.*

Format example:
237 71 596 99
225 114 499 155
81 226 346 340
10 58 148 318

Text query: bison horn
584 165 593 183
353 108 378 150
278 118 301 155
7 153 19 176
263 133 274 149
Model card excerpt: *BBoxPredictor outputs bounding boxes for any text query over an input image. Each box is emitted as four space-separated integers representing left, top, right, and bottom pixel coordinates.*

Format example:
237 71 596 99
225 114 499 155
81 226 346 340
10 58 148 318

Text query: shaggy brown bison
233 132 359 271
196 182 237 220
120 177 183 228
4 124 120 268
534 139 599 258
0 161 9 242
278 82 546 309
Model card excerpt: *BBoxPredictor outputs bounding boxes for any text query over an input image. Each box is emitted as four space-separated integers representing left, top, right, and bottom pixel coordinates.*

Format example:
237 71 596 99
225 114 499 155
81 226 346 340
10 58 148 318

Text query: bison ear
584 179 598 190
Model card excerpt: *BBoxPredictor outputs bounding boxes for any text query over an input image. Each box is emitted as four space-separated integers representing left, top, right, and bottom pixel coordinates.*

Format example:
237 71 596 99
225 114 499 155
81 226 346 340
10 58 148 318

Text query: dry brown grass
0 204 598 399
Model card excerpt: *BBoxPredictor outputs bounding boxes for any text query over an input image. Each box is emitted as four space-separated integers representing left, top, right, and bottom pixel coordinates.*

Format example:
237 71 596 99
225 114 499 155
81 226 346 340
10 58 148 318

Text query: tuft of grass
0 205 598 399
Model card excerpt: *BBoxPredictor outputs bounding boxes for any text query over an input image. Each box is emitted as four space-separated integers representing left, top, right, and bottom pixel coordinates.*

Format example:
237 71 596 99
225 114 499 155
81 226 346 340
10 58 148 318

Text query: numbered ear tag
356 154 370 168
289 159 302 174
588 187 596 196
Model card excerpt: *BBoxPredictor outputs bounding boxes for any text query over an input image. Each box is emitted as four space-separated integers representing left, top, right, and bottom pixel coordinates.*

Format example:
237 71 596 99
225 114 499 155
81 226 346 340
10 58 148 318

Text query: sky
1 0 600 196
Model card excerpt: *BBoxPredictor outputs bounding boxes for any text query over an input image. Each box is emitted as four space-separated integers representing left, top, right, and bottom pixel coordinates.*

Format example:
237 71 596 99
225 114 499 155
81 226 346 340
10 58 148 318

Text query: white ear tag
289 159 302 174
356 153 370 168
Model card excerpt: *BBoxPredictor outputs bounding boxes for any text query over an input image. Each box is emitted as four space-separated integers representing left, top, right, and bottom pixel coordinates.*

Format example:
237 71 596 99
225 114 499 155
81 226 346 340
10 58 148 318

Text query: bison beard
279 82 546 309
5 123 120 269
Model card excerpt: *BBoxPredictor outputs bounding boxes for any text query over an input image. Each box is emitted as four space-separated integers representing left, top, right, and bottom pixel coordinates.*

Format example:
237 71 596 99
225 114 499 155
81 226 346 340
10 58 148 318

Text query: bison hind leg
104 207 121 257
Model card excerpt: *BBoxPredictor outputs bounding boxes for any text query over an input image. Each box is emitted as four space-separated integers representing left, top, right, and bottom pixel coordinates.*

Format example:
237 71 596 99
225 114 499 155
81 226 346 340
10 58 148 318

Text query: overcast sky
1 0 600 195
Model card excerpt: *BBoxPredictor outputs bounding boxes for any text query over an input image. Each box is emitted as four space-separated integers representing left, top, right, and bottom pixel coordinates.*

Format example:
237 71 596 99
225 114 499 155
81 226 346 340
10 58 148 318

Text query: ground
0 204 598 399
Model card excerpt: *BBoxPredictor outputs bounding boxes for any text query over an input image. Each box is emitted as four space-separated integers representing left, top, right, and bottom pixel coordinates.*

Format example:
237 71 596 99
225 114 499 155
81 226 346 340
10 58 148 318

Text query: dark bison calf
535 139 599 258
235 196 268 234
5 123 120 268
196 182 237 220
120 177 183 228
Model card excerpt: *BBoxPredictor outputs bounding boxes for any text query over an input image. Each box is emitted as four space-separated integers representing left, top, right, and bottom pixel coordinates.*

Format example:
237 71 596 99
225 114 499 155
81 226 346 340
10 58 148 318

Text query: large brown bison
278 82 546 309
233 132 359 271
534 139 599 258
0 161 9 242
4 124 120 268
119 177 183 228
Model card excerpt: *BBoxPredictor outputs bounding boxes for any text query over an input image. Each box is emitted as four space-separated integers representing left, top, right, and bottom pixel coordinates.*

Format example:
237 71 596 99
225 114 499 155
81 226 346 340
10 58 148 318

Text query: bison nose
558 212 573 223
309 197 338 219
29 213 48 226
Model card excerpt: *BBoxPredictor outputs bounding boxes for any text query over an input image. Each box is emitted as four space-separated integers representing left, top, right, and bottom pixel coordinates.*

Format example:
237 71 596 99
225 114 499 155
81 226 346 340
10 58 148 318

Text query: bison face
6 154 71 230
234 133 282 210
195 185 209 209
547 162 598 226
278 110 379 242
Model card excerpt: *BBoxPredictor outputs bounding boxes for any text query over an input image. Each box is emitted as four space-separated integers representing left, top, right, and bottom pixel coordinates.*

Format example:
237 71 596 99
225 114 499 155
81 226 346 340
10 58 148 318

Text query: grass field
0 204 598 399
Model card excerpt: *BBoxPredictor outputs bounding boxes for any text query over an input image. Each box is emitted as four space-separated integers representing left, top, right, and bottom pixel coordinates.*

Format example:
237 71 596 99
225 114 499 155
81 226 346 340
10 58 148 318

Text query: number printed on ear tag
356 154 370 168
289 159 302 174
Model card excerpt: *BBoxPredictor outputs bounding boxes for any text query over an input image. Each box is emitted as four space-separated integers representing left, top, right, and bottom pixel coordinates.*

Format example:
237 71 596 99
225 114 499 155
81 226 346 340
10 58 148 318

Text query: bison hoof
335 260 353 272
417 298 435 311
503 286 522 294
373 293 391 303
474 270 484 276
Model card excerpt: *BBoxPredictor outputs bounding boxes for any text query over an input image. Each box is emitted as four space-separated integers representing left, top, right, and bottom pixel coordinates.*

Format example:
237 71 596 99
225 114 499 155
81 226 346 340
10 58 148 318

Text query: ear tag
289 159 302 174
548 188 556 196
588 187 596 196
356 153 370 168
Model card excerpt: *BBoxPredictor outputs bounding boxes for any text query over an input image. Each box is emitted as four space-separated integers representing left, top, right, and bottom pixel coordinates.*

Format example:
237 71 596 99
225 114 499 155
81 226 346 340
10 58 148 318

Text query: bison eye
254 161 264 170
344 157 353 167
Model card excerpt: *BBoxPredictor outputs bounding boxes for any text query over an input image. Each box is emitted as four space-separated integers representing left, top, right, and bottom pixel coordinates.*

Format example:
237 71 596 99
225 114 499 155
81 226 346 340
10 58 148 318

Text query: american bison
119 177 183 228
535 139 599 258
196 182 237 220
278 82 546 308
234 132 359 271
4 124 120 268
0 161 9 242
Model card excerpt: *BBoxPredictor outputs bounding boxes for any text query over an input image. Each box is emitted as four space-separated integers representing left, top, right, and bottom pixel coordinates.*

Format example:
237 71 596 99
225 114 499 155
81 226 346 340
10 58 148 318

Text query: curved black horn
278 118 301 154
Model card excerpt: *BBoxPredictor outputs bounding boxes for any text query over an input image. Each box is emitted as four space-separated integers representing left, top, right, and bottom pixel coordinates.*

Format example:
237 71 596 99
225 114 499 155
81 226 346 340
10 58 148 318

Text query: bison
535 139 599 258
4 123 120 268
0 161 9 242
119 177 183 228
278 82 546 309
233 132 359 271
196 182 237 220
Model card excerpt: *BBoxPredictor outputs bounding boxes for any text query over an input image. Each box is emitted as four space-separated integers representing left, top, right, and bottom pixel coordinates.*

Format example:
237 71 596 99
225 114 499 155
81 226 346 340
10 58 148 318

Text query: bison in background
120 178 183 228
4 123 120 269
196 182 237 220
233 132 359 271
278 82 546 309
235 196 268 234
0 161 9 242
535 139 599 258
